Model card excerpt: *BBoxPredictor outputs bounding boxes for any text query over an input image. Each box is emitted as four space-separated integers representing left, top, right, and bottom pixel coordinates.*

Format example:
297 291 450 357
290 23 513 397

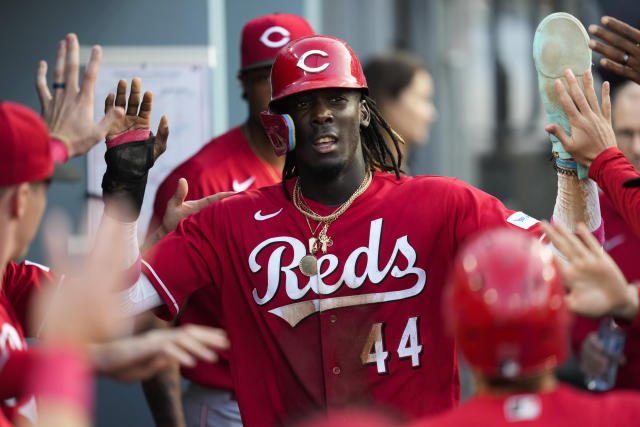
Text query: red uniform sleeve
141 203 224 320
3 261 57 333
589 147 640 238
445 178 542 244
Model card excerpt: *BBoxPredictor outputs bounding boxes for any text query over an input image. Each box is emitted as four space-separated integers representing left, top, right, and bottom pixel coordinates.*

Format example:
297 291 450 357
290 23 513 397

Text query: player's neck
474 371 558 396
243 119 285 171
297 160 368 206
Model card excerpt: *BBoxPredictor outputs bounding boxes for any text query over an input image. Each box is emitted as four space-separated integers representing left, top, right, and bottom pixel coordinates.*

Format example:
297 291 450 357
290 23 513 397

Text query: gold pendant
308 237 318 254
299 254 318 276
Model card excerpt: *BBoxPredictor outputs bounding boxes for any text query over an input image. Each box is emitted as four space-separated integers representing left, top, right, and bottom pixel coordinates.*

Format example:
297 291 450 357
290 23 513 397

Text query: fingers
80 45 102 102
53 39 66 89
96 106 125 140
539 221 588 261
575 223 603 255
589 38 627 65
545 123 571 149
64 33 80 92
115 79 128 109
170 178 189 207
599 58 640 86
589 22 640 62
602 81 612 122
126 77 142 116
139 91 153 120
601 16 640 44
203 191 236 205
104 92 115 115
35 61 52 116
564 69 591 115
554 77 580 122
583 70 600 114
154 115 169 160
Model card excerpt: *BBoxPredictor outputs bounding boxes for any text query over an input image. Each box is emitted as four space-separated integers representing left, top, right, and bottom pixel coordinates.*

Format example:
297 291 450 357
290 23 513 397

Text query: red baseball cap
0 102 54 186
0 102 79 186
240 13 314 73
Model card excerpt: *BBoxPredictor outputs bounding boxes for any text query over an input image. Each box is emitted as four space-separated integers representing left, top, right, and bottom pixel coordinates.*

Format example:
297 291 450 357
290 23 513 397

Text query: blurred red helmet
269 35 368 106
240 14 314 73
445 228 570 379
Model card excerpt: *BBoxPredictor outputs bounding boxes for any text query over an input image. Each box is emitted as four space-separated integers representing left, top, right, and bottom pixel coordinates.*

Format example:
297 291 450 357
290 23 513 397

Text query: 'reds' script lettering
248 218 426 326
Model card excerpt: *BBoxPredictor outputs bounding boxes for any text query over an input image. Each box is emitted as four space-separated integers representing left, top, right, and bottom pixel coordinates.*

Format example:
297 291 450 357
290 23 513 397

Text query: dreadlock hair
280 92 404 199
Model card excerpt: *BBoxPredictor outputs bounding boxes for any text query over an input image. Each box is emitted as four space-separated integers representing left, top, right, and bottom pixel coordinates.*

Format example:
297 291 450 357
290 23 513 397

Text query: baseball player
125 35 602 426
142 14 314 427
410 227 640 427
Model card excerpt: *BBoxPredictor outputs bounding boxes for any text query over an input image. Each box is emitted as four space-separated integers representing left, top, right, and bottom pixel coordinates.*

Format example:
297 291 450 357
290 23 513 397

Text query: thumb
169 178 189 207
97 106 125 138
546 123 573 151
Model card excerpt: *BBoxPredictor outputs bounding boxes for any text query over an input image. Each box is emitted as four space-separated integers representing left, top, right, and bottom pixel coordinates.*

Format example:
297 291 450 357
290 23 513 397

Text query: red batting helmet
445 228 570 379
269 35 368 105
261 36 368 155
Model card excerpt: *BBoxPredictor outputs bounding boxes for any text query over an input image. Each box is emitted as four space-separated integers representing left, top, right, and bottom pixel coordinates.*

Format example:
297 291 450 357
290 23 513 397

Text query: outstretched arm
546 69 640 237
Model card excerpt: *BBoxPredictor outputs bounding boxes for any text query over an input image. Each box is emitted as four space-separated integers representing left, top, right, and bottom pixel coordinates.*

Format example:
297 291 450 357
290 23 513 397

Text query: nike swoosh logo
232 176 255 192
604 234 626 251
254 208 283 221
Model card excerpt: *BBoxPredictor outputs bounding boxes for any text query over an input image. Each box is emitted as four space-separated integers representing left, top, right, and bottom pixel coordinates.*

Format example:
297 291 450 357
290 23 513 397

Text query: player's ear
238 73 248 101
8 183 29 219
359 97 371 129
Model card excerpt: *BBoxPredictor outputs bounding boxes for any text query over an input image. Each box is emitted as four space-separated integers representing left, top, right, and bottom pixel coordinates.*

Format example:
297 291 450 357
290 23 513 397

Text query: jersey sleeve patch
507 212 540 230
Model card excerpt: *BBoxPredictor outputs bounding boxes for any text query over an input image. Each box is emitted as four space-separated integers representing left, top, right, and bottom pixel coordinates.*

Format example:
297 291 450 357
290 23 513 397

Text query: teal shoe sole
533 12 592 178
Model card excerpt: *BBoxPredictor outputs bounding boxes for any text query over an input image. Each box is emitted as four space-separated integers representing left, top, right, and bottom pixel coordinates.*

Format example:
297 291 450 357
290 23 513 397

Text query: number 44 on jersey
360 316 423 374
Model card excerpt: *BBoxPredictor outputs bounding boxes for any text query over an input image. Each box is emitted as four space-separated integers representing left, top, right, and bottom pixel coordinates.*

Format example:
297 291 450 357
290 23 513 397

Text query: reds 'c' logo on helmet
268 35 368 105
296 49 330 73
259 26 291 48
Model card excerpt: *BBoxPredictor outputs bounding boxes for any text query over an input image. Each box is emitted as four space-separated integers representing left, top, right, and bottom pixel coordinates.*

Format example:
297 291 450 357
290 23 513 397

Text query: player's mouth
312 134 338 154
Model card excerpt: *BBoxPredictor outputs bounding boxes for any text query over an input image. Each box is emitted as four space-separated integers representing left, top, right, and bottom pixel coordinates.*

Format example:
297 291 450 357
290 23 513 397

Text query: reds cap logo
297 49 330 73
260 26 291 48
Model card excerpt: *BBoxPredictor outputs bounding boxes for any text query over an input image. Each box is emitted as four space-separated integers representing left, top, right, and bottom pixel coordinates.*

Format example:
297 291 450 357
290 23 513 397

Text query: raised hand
104 77 169 161
161 178 235 234
545 69 617 168
141 179 234 252
589 16 640 85
35 33 124 158
540 221 639 321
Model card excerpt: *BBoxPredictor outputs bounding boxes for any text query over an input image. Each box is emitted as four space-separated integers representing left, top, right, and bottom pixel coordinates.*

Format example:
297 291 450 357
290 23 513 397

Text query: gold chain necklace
294 171 372 276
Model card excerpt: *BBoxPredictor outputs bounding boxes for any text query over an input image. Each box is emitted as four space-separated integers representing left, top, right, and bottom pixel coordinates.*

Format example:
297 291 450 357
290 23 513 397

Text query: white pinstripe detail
141 259 179 314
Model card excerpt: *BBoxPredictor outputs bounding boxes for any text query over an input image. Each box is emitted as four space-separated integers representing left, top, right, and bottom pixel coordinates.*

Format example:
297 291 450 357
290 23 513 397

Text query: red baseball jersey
410 384 640 426
572 192 640 390
589 147 640 238
149 126 281 389
1 260 56 425
142 172 541 426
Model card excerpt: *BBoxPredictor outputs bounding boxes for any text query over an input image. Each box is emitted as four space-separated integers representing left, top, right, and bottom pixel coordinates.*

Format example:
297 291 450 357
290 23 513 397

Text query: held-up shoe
533 12 592 179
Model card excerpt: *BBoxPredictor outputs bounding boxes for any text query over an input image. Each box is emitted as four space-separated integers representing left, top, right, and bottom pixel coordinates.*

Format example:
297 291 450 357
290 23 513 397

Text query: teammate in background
127 35 602 426
143 13 314 427
572 81 640 391
363 52 437 169
411 228 640 427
